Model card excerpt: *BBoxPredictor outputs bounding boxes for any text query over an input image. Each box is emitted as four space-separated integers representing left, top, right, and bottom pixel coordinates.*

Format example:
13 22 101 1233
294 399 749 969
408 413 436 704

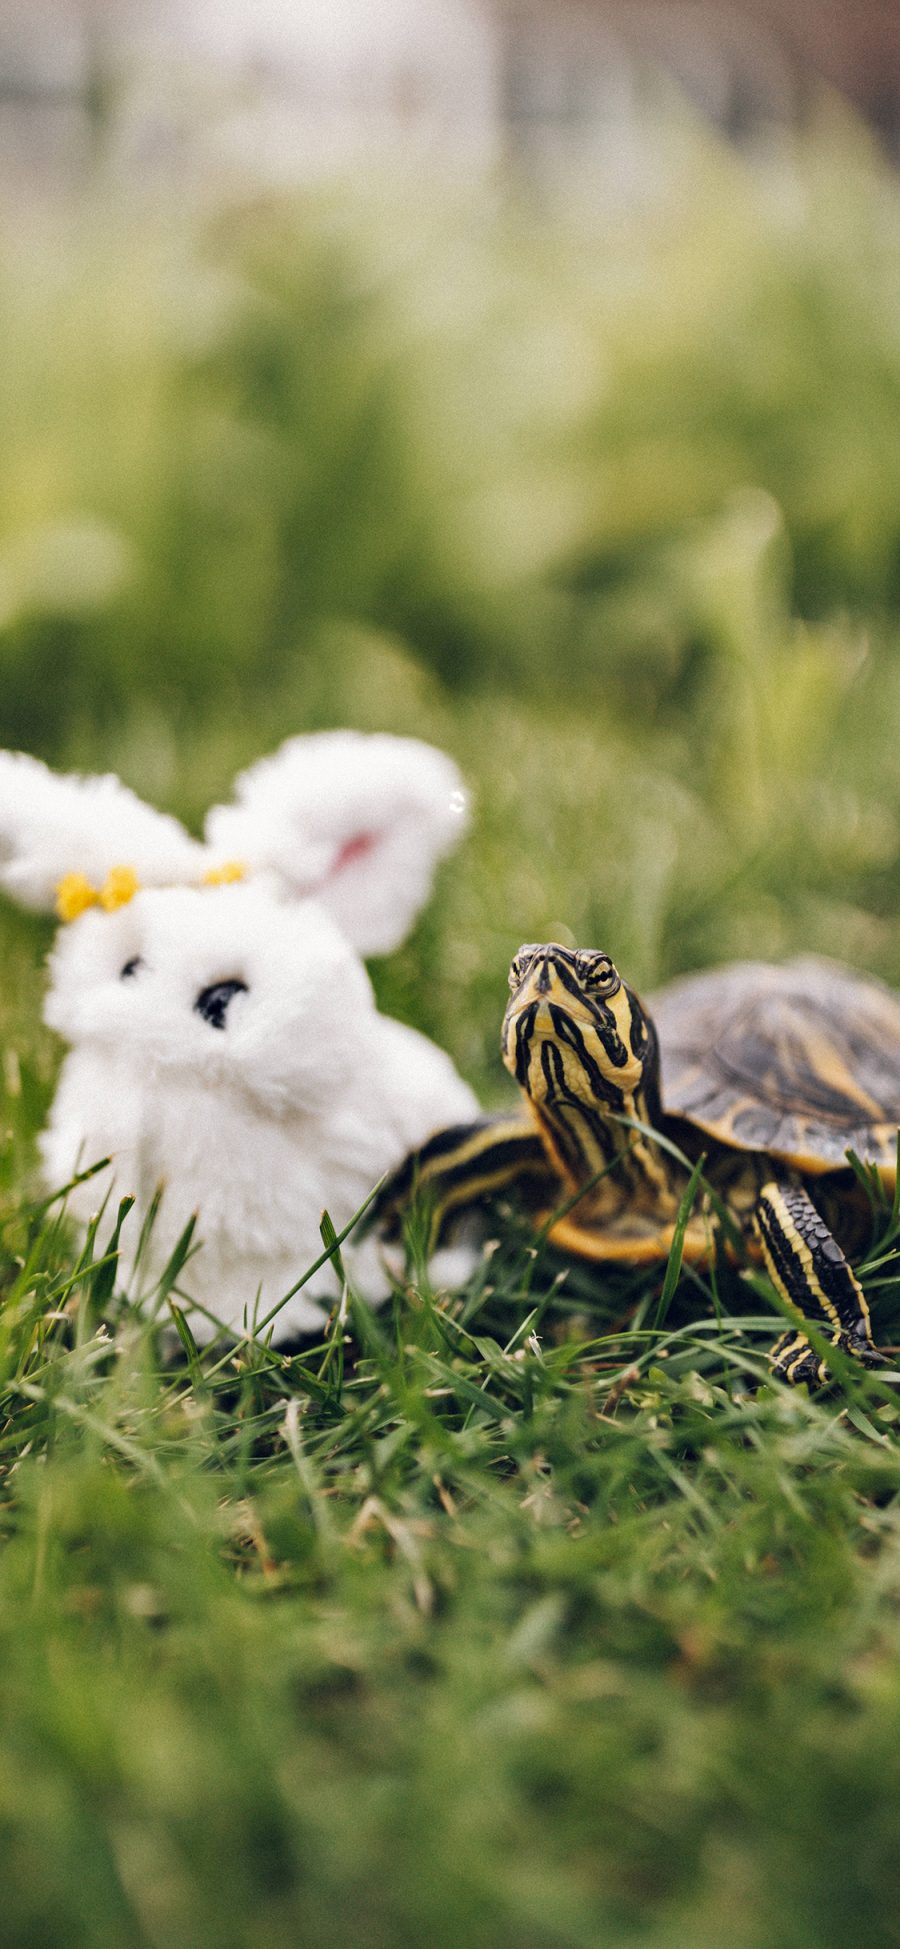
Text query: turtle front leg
753 1178 881 1385
368 1115 556 1252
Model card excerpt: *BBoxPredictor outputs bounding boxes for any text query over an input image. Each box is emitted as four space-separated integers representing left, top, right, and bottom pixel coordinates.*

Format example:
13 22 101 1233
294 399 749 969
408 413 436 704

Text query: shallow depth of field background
4 5 900 1098
2 7 900 1947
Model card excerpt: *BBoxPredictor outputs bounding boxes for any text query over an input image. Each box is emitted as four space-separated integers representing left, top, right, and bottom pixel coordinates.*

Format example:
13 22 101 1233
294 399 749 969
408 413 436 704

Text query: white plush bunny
0 734 478 1340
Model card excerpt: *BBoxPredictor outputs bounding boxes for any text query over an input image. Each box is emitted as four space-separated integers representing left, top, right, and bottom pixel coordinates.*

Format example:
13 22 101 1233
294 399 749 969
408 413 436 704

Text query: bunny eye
120 957 143 980
194 979 248 1030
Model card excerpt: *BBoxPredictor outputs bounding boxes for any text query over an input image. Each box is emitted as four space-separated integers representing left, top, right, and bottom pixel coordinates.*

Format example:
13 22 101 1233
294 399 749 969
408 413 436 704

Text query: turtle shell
651 956 900 1178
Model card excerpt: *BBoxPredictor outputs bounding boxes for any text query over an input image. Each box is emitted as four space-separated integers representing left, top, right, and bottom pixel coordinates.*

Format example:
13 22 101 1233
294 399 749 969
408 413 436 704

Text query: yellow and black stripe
368 1115 554 1248
753 1177 877 1383
500 944 677 1212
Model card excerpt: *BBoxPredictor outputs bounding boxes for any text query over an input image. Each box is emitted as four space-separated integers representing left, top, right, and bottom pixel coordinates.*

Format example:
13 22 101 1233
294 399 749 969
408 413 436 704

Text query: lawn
1 110 900 1947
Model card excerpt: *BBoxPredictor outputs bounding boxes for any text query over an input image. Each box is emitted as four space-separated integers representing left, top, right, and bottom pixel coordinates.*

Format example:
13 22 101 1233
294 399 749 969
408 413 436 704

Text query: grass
2 103 900 1946
0 1171 899 1949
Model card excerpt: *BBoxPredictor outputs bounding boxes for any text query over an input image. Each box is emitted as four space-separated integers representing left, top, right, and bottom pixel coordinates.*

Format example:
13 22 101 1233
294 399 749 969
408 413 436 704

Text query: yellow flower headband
55 860 246 923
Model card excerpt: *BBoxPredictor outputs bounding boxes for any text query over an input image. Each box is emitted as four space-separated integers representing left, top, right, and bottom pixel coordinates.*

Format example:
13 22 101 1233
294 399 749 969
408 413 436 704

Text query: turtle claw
770 1331 828 1387
770 1327 886 1389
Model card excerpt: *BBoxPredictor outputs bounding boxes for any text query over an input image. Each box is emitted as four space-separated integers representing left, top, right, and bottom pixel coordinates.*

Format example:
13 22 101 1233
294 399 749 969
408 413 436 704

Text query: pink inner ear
331 830 379 876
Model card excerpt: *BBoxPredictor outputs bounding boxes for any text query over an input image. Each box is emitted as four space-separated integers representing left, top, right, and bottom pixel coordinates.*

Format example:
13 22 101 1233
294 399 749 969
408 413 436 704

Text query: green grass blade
250 1175 388 1339
653 1152 706 1332
89 1197 135 1310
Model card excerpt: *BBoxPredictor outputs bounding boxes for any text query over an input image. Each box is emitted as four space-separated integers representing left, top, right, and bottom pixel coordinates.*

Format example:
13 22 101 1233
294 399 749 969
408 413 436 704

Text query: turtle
372 943 900 1383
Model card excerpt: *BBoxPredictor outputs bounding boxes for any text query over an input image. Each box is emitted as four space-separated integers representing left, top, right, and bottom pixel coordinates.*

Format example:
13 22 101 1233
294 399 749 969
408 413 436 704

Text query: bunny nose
194 979 248 1030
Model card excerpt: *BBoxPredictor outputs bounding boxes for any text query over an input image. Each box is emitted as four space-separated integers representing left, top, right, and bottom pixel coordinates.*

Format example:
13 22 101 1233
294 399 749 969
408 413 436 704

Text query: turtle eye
576 952 619 993
120 957 143 980
508 947 538 991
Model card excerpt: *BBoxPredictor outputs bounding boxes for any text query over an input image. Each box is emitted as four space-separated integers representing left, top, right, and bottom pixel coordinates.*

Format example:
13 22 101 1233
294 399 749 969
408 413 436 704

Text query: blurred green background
3 15 900 1945
4 110 900 1099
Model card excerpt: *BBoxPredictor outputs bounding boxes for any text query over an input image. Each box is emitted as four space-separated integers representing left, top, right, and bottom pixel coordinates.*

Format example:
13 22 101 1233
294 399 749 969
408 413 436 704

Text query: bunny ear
0 750 207 912
205 732 469 955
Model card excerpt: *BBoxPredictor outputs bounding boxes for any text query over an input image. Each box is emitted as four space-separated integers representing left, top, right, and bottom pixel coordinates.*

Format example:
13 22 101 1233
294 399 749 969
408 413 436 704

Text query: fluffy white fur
1 735 476 1339
0 751 206 909
206 730 469 955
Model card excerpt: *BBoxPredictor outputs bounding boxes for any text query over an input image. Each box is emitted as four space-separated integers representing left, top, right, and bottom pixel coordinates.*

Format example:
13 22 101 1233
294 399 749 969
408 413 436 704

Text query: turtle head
501 943 655 1110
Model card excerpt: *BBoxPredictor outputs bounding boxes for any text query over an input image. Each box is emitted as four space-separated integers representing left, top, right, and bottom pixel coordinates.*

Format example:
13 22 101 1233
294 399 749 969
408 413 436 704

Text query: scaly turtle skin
375 945 900 1384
